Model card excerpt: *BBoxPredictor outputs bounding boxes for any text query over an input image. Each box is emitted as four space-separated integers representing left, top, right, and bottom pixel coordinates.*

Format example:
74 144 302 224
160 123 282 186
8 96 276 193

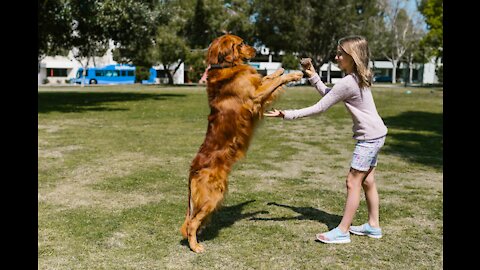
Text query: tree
375 0 421 83
183 0 211 49
38 0 72 65
185 49 207 83
254 0 382 77
153 26 189 85
146 0 196 85
103 0 161 67
67 0 113 86
253 0 311 57
217 0 256 44
418 0 443 82
281 53 300 70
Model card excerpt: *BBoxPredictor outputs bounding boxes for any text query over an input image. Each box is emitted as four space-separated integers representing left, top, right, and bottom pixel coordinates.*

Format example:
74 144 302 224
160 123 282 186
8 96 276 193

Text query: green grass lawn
38 84 443 269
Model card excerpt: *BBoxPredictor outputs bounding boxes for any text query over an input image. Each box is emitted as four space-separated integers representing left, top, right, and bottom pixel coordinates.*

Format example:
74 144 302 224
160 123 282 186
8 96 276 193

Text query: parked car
373 75 392 82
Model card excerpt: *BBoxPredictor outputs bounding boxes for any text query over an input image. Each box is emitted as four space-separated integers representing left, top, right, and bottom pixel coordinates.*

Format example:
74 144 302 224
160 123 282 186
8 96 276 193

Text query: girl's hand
304 65 316 78
300 58 316 78
264 109 285 118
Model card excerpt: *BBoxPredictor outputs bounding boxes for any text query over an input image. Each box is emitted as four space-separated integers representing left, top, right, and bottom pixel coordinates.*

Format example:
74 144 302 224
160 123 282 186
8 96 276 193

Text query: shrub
281 53 300 70
185 50 206 83
135 66 150 82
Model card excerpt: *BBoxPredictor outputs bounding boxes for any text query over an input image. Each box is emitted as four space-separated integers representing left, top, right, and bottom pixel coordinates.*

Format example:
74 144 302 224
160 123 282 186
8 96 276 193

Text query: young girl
265 36 388 244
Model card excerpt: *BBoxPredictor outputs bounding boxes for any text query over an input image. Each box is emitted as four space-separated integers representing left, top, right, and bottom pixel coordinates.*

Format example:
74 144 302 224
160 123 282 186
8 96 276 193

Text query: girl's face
335 46 354 73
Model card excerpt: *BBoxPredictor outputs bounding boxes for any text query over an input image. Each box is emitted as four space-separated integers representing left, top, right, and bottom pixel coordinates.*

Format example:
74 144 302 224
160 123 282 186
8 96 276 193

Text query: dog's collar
208 63 235 70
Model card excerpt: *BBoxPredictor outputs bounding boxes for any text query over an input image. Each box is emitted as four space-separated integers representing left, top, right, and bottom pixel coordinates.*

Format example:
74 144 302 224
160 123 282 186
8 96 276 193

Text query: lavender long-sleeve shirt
283 73 388 140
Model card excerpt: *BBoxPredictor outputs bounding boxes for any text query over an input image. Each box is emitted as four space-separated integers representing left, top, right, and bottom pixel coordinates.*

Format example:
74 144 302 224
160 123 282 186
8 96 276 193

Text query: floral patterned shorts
350 136 386 172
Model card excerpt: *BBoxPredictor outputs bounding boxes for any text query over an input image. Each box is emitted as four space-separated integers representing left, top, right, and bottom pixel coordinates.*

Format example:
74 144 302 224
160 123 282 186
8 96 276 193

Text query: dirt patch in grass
38 145 83 159
38 152 169 210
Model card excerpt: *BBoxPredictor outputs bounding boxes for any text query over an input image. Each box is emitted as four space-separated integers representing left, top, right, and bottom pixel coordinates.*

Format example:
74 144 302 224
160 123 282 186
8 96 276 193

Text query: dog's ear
217 38 236 64
207 38 221 65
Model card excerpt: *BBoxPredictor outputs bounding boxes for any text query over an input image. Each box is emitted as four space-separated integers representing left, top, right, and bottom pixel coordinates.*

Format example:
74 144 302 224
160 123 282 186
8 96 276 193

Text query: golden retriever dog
180 34 303 253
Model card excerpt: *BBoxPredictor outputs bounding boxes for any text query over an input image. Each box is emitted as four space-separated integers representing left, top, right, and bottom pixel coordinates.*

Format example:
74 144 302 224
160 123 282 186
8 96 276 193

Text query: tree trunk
391 59 398 84
163 64 174 85
409 60 413 84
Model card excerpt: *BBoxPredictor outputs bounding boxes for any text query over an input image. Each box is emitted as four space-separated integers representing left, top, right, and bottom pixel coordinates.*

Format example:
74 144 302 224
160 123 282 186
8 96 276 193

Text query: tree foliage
372 0 425 83
281 53 300 70
68 0 110 64
418 0 443 60
153 25 189 84
183 0 211 49
254 0 382 70
38 0 72 61
38 0 437 84
102 0 161 67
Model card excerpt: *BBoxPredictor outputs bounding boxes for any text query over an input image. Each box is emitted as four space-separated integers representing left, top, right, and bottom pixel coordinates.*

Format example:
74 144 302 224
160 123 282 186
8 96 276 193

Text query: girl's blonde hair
338 36 372 89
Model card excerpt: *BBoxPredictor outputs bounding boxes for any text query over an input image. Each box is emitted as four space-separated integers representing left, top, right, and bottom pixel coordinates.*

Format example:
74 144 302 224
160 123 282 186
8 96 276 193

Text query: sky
405 0 428 31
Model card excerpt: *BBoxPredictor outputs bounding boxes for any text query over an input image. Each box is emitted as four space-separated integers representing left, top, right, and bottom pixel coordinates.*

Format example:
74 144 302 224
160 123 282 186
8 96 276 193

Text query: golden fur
180 34 303 253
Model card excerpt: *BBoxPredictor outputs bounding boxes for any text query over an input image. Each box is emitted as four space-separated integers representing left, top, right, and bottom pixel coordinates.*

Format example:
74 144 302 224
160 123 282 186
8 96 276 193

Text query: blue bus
73 64 157 85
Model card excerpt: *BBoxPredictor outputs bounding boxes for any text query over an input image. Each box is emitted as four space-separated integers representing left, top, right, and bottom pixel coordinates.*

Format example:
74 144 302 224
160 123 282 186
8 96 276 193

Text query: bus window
121 70 126 76
105 70 113 77
105 70 120 77
127 71 134 76
95 70 105 77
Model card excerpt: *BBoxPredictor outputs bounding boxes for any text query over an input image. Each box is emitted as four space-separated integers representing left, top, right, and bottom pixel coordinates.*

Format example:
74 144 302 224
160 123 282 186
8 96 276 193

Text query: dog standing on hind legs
180 34 303 253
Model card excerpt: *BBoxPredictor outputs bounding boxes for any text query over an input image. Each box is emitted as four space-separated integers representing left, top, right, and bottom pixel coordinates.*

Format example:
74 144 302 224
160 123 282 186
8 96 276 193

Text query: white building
38 54 81 85
316 59 440 85
250 45 440 85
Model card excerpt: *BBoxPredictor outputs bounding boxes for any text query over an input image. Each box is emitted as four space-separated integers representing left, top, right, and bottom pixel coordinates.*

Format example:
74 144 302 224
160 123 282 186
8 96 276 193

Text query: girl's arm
282 81 352 120
308 73 331 96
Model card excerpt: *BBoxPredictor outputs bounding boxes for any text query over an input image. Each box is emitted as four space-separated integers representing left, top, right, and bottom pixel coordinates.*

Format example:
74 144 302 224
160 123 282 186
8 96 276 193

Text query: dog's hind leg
180 182 193 239
180 209 189 239
187 201 218 253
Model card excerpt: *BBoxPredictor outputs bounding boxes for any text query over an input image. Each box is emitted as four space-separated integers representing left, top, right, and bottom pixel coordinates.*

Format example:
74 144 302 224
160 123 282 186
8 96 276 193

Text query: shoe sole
349 230 382 238
315 235 351 244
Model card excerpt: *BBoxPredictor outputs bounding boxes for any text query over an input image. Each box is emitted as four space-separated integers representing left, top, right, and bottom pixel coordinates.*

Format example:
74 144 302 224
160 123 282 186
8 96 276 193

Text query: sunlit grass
38 84 442 269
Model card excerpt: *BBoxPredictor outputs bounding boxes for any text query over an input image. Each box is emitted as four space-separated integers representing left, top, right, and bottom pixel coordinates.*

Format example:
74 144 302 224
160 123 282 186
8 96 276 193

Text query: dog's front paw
262 68 285 82
285 71 304 82
191 243 205 253
276 68 285 75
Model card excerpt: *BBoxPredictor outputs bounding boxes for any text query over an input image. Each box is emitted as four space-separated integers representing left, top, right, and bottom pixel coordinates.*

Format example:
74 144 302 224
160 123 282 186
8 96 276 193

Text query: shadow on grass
180 200 268 246
250 202 342 230
382 111 443 169
38 92 186 114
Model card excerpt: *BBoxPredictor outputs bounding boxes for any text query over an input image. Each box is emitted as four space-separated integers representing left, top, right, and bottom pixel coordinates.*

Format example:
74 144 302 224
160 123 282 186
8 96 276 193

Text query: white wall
249 61 283 75
422 58 439 84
